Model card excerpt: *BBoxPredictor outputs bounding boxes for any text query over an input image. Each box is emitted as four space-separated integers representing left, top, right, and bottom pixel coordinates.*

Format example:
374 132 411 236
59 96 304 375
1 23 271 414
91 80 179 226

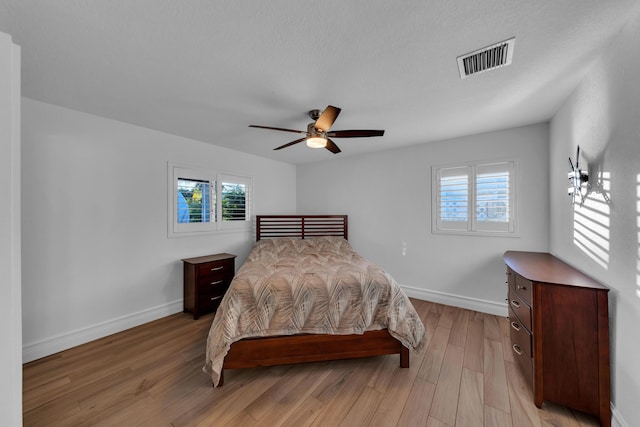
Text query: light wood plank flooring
23 299 601 426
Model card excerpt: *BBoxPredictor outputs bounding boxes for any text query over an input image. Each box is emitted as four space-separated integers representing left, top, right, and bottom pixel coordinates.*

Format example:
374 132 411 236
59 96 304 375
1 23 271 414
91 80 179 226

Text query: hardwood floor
23 299 602 426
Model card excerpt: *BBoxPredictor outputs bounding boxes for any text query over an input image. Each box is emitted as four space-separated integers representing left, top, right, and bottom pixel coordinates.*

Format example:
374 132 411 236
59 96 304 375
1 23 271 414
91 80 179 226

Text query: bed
203 215 426 386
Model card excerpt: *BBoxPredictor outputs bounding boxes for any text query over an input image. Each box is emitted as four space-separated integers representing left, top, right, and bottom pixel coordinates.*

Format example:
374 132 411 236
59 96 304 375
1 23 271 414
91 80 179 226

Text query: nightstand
182 253 236 319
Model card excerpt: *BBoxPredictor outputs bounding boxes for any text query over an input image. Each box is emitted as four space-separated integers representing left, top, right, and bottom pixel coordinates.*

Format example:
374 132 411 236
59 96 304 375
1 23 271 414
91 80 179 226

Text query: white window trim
431 159 519 237
168 162 253 238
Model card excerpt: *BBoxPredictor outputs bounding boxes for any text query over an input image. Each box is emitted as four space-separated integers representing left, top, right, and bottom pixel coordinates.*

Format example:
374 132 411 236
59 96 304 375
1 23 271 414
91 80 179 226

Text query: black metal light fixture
568 145 589 206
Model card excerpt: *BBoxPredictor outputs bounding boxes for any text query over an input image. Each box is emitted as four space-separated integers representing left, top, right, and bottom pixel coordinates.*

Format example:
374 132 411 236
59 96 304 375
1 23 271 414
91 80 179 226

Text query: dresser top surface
504 251 608 291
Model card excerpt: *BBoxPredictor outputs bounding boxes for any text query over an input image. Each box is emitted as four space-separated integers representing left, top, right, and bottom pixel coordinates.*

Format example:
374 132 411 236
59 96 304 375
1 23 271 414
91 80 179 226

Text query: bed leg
216 370 224 387
400 346 410 368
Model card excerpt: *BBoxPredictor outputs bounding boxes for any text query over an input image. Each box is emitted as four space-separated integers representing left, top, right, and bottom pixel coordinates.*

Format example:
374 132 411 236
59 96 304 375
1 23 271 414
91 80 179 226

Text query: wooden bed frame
217 215 409 386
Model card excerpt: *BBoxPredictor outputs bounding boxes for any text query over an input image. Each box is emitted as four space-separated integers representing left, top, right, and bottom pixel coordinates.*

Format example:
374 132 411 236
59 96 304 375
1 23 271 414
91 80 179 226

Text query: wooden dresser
182 253 236 320
504 251 610 427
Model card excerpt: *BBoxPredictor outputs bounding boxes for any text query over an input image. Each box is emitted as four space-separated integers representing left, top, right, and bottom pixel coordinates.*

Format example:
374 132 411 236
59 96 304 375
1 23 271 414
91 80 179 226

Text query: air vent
457 38 515 79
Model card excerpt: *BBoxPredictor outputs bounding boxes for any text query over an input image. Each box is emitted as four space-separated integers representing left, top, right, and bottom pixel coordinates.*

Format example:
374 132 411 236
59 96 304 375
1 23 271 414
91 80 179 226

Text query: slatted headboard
256 215 348 241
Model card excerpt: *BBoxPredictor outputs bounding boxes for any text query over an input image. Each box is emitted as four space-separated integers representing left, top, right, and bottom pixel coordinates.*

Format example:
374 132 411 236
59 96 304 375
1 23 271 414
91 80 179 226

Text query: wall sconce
568 145 589 206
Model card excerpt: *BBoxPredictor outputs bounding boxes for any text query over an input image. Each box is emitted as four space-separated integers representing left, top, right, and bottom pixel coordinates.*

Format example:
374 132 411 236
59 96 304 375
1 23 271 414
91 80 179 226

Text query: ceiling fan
249 105 385 154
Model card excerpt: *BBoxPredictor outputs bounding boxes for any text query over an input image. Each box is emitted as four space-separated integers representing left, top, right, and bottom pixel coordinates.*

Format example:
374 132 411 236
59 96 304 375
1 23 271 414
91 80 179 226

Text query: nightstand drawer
200 293 226 313
198 279 230 296
197 259 234 281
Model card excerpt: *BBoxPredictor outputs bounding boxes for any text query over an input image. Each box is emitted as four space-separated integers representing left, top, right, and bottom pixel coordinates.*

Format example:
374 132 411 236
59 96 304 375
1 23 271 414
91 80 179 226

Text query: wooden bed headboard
256 215 348 241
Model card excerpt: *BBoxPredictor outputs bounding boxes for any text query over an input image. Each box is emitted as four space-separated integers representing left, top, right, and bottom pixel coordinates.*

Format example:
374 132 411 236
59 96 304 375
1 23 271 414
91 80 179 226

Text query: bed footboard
216 329 408 387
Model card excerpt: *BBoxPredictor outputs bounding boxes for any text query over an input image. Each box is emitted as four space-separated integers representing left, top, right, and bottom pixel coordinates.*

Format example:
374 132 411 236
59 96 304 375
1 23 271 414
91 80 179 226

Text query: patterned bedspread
203 236 426 385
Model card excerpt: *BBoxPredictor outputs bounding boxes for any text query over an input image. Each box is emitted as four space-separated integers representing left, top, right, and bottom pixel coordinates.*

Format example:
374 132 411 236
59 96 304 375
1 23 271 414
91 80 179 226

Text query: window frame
168 162 253 238
432 159 518 237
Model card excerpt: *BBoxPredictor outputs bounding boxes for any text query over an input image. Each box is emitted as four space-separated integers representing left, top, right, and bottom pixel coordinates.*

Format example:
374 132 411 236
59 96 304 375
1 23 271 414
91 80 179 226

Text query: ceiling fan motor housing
307 122 324 137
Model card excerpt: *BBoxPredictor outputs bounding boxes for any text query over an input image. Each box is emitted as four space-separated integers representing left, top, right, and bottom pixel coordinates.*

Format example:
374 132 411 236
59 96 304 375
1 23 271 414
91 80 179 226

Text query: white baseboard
400 284 508 317
22 300 184 363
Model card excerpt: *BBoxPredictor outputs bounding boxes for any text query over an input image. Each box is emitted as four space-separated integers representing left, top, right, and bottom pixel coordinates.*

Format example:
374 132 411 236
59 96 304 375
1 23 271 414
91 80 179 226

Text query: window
177 178 212 224
168 163 252 237
432 160 516 236
219 174 251 226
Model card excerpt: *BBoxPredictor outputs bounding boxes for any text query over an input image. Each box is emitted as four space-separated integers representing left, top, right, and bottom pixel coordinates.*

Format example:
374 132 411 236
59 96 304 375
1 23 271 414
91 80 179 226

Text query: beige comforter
203 236 426 385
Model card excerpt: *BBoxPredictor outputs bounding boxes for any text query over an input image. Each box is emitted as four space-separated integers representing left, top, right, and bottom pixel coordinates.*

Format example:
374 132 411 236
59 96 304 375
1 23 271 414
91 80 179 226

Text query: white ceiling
2 1 639 165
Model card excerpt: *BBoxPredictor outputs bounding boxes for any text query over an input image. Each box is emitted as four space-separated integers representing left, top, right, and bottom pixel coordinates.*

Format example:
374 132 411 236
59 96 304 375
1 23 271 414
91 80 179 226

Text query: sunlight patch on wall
573 172 610 269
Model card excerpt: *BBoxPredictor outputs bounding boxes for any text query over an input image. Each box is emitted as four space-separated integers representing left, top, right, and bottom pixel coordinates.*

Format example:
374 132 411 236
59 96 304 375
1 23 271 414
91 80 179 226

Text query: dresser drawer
513 339 533 387
509 307 533 386
506 267 516 289
515 273 533 306
508 286 532 332
509 308 531 358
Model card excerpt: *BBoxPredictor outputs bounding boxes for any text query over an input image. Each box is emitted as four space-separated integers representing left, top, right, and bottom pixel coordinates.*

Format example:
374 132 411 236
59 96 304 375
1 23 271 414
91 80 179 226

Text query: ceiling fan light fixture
306 136 327 148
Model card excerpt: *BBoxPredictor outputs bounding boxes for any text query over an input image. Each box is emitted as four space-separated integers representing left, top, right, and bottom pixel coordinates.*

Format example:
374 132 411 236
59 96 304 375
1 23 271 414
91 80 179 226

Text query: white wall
297 123 550 314
0 31 22 427
549 11 640 426
21 98 297 362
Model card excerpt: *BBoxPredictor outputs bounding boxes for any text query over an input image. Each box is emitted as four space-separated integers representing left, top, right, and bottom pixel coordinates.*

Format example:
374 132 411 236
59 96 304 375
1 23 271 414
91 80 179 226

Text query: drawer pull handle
512 344 523 356
517 284 527 291
510 299 521 309
210 280 223 285
211 266 224 271
210 296 223 302
511 321 521 332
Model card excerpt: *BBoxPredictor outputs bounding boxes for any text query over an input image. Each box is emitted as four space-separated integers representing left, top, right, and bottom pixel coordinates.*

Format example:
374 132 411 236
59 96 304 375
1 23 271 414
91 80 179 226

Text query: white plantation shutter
433 160 516 236
219 174 252 229
474 162 514 233
437 166 470 231
221 182 246 220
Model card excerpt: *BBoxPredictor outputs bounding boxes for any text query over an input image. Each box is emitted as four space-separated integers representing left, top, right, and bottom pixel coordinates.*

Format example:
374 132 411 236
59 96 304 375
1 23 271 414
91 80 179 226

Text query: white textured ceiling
2 1 639 164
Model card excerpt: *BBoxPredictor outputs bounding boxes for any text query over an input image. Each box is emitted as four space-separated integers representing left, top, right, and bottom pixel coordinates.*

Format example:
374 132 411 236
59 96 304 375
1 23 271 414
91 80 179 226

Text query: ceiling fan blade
326 129 385 138
325 139 341 154
249 125 307 135
314 105 341 132
273 137 307 151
